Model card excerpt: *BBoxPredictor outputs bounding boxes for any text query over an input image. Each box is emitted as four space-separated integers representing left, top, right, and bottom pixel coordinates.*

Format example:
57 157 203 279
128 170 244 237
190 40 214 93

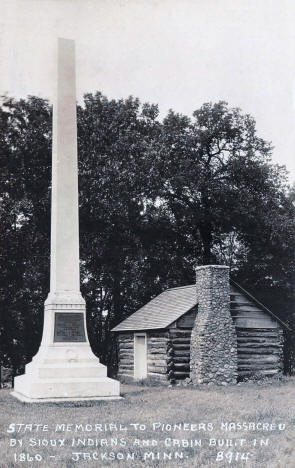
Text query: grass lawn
0 378 295 467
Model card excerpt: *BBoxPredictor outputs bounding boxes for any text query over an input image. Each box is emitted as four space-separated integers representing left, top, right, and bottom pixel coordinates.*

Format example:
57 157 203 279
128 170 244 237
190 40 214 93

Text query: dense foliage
1 93 295 377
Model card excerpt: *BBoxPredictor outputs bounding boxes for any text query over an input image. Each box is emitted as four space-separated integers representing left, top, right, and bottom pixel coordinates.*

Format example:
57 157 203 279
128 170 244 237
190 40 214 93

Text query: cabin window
134 333 147 379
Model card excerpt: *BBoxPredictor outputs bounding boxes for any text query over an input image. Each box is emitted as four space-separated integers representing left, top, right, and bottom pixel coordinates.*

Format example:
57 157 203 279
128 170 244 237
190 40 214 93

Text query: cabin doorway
134 334 147 379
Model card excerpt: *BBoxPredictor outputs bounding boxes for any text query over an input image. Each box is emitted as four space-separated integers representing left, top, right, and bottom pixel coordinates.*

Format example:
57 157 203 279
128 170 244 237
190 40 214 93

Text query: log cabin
112 266 287 385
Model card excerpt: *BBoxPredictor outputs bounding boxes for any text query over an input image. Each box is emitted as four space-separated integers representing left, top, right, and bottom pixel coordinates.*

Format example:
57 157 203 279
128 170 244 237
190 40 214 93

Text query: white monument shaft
12 38 120 401
51 39 80 295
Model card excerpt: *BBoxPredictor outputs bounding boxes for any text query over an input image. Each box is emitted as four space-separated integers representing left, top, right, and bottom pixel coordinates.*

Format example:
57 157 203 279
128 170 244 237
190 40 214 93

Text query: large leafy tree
155 102 288 262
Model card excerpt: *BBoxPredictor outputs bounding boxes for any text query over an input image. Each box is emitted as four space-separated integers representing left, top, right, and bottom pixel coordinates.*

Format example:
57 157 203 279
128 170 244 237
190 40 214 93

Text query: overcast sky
1 0 295 182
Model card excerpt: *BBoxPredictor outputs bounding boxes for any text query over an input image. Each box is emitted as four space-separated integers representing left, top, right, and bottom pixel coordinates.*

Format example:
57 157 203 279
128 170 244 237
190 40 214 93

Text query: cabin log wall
236 328 284 378
117 333 134 379
230 285 284 378
168 308 197 382
147 331 169 384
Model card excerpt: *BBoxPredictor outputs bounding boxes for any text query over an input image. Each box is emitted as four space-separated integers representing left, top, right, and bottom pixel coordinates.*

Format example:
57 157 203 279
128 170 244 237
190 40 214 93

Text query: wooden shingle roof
112 285 196 332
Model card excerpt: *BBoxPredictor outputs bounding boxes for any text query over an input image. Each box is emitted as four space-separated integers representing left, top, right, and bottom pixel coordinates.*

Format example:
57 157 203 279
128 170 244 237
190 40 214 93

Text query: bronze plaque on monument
54 313 86 342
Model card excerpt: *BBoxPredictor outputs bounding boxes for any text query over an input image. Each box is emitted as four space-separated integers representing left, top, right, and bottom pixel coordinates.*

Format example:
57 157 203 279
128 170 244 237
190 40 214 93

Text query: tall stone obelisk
12 38 120 401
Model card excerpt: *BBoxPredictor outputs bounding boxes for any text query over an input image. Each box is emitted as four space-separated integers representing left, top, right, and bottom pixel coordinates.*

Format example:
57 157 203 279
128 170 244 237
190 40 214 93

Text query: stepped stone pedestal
12 38 120 402
12 293 120 402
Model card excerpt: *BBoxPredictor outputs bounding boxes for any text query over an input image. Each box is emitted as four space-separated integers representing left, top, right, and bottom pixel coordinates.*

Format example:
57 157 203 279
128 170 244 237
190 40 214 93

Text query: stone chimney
190 265 237 385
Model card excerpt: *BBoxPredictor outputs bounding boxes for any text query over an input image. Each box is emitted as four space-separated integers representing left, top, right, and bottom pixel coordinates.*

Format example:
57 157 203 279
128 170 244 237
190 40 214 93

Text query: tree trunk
200 224 213 264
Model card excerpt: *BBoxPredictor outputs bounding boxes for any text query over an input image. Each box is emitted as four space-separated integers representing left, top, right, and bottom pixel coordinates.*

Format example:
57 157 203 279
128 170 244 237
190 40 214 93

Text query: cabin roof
112 280 289 332
112 284 196 332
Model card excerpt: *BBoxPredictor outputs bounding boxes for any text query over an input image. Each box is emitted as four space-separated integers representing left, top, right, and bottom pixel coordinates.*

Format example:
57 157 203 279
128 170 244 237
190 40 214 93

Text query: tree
155 102 290 263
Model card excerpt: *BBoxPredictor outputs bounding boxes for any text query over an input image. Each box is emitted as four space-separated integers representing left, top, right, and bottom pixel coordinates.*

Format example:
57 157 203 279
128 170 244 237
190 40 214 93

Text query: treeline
0 93 295 376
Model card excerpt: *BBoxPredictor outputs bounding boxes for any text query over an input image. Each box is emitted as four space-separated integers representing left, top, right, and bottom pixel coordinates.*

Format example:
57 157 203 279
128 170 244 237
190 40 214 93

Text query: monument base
11 392 122 403
13 344 120 402
12 334 120 402
12 294 120 402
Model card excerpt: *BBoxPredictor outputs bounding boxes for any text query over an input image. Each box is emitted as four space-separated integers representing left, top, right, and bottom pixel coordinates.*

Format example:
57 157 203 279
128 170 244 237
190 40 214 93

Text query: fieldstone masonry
190 265 237 385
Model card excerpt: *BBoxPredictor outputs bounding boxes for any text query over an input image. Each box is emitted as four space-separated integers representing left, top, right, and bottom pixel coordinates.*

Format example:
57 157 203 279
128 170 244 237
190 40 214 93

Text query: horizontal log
148 344 167 350
173 356 190 363
117 333 133 339
238 369 280 377
119 343 133 349
171 337 191 343
148 350 167 356
148 361 167 368
234 305 272 314
232 310 270 317
148 360 167 366
231 301 261 309
148 337 169 342
148 343 168 349
238 364 280 371
177 320 196 329
118 337 134 342
237 327 279 332
235 320 277 329
148 372 168 379
119 349 134 355
238 354 279 362
174 371 190 378
169 330 192 337
117 343 134 348
230 293 246 299
174 350 191 357
148 342 168 347
238 346 280 353
119 349 134 358
147 353 167 360
237 337 277 344
117 372 133 377
149 332 169 338
240 354 282 361
174 363 190 370
119 364 134 370
233 313 274 320
173 344 191 350
148 349 167 356
172 342 191 347
119 359 134 365
237 330 279 337
237 344 280 350
147 366 167 373
148 335 169 339
238 366 281 372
